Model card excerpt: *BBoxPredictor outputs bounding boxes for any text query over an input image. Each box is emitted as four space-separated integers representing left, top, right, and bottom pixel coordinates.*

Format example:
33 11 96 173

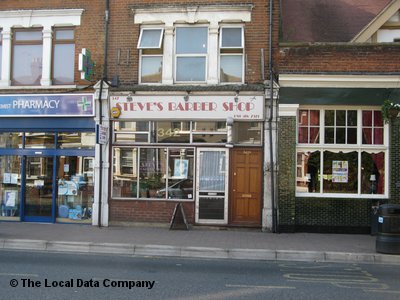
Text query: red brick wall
0 0 282 84
109 200 195 224
0 0 105 86
279 44 400 73
106 0 279 85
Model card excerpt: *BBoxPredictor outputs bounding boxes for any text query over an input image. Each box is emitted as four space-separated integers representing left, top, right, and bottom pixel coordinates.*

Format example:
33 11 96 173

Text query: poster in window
3 173 11 184
173 159 189 179
11 173 18 184
4 190 17 207
332 160 348 183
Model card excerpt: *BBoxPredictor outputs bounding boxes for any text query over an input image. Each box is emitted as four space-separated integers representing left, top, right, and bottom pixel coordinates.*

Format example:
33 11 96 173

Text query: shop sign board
78 48 95 81
96 124 109 145
0 94 94 117
109 95 264 120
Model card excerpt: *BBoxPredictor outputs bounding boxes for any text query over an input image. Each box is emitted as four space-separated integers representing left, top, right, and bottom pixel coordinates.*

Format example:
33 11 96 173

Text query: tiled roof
281 0 392 42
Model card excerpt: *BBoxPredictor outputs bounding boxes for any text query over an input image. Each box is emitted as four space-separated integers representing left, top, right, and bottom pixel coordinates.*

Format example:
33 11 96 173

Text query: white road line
368 290 400 294
226 284 296 289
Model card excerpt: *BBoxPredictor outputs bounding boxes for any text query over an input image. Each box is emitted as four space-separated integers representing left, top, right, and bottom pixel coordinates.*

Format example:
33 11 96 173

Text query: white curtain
199 151 225 191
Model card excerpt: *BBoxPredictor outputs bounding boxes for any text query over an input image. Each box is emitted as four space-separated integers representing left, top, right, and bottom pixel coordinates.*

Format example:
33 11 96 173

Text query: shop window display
0 156 21 220
0 133 22 148
25 132 55 149
112 147 194 200
57 132 95 149
56 156 94 223
296 108 387 196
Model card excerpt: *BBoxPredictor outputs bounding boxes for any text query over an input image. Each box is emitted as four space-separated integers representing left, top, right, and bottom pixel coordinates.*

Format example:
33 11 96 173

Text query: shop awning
279 87 400 105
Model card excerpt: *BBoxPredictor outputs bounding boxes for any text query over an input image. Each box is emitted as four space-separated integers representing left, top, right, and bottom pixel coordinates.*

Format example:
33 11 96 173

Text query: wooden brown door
230 148 262 226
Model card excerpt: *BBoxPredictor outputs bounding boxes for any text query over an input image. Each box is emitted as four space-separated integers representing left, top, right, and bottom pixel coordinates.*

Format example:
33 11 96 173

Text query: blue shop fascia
0 92 97 225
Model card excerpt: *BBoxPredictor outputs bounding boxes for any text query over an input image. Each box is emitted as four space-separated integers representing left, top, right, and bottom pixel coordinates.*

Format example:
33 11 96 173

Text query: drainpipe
268 0 278 233
97 0 110 227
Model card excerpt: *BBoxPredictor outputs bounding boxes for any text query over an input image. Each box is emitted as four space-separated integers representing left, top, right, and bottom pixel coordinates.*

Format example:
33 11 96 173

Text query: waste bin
371 200 386 235
376 204 400 254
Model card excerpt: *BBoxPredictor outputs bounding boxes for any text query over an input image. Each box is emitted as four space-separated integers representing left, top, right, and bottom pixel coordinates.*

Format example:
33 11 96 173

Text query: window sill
0 85 77 90
295 192 388 199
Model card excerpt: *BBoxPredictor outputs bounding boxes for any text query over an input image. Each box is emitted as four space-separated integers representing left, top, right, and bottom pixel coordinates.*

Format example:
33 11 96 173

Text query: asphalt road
0 250 399 300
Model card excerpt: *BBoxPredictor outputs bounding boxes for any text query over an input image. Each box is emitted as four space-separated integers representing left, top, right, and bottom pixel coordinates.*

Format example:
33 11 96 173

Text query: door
23 156 56 222
230 148 262 225
196 148 229 224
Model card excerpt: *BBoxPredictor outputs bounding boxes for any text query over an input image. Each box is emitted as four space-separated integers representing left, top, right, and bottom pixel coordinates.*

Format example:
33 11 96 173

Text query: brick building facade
0 0 282 229
104 0 280 229
277 0 400 233
0 1 105 224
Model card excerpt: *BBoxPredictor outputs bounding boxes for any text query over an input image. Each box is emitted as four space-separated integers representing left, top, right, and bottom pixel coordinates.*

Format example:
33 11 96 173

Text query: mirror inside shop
0 155 94 223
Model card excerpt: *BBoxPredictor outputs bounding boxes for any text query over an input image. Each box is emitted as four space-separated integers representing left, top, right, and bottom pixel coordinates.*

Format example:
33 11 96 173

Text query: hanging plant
381 100 400 123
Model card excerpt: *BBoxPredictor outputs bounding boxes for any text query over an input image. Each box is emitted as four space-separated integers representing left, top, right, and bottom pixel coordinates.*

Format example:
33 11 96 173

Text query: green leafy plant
381 100 400 123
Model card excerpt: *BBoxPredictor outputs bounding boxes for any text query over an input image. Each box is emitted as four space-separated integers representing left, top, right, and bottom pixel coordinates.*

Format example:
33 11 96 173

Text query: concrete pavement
0 222 399 264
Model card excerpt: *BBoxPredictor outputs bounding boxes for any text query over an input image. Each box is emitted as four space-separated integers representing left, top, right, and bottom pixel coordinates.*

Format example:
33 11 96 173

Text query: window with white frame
138 28 163 83
0 9 83 87
112 146 195 200
113 121 150 143
133 5 251 85
219 27 244 83
136 24 247 84
12 29 43 86
175 27 208 82
53 27 75 85
113 120 263 145
296 108 388 197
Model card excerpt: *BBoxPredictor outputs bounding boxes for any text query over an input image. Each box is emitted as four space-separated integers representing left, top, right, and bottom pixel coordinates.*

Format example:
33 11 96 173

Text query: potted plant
146 173 163 197
381 100 400 123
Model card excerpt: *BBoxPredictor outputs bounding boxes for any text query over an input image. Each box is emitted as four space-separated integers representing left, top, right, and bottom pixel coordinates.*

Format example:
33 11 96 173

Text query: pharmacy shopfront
109 93 265 226
0 93 96 224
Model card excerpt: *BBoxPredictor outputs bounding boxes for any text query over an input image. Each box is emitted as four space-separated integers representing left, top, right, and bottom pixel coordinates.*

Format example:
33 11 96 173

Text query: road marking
0 273 38 277
226 284 296 289
279 263 339 269
368 289 400 294
284 273 378 283
332 282 389 290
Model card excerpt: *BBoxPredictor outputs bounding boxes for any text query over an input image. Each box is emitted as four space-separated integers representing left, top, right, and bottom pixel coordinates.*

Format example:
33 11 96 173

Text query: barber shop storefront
109 92 265 227
0 93 95 224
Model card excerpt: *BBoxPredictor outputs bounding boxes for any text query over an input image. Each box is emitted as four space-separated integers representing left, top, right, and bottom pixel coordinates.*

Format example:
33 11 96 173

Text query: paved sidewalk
0 222 399 264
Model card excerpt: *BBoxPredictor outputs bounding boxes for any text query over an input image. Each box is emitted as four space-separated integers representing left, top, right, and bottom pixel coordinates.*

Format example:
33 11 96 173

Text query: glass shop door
23 156 55 222
195 148 229 224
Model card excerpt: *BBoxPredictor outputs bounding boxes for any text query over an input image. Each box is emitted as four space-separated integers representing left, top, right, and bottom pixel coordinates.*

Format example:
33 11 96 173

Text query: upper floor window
219 27 244 83
53 28 75 85
137 25 246 84
0 9 83 87
138 28 163 83
175 27 208 82
12 29 43 86
134 5 252 85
